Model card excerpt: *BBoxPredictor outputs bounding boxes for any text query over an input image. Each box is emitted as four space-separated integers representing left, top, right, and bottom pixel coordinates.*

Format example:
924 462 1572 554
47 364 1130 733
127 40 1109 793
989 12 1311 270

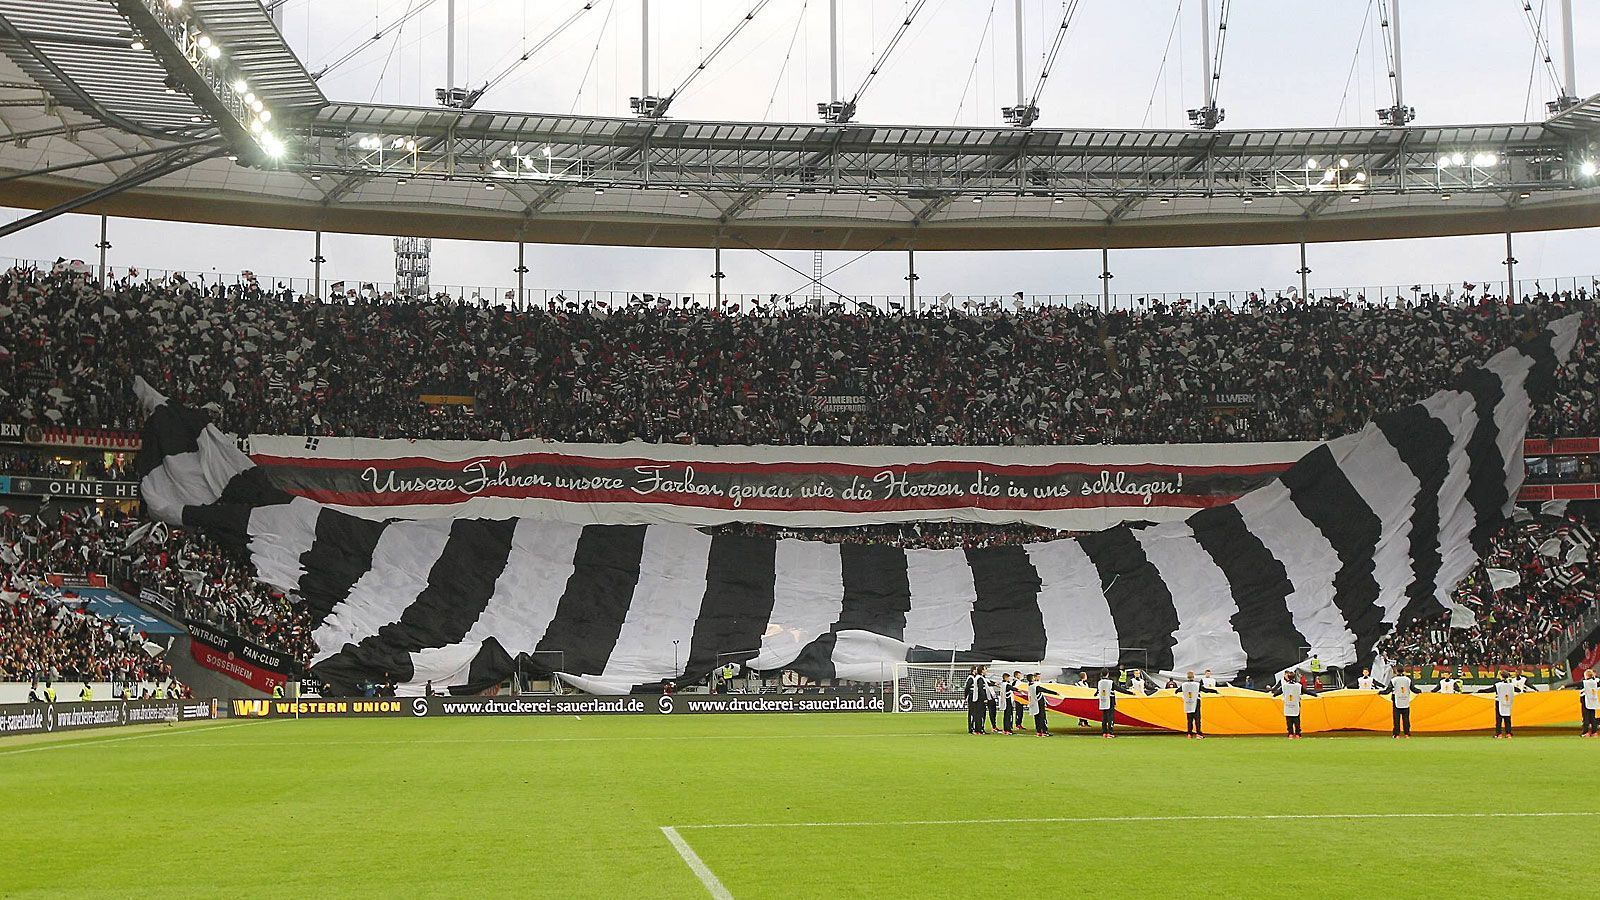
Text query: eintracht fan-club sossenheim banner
135 314 1579 696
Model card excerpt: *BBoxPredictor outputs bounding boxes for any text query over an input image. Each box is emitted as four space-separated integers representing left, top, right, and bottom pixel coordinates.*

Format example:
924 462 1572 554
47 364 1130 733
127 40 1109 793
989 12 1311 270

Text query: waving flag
135 315 1582 695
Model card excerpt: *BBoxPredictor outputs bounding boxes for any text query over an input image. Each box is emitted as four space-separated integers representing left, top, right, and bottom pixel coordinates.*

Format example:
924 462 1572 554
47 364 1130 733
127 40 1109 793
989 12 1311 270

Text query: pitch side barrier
229 693 888 719
0 700 219 737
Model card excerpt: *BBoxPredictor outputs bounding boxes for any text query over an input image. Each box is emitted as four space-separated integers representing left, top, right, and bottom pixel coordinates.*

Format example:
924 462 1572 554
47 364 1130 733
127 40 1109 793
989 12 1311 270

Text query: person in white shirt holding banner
1492 671 1532 738
1178 671 1218 739
1026 674 1059 737
1579 669 1598 738
1096 670 1127 738
1357 668 1378 691
1270 671 1314 738
1380 668 1422 738
1436 674 1462 694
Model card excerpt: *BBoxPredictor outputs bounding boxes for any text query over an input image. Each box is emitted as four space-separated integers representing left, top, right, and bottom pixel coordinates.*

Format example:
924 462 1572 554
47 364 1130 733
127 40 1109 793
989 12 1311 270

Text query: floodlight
1581 160 1598 178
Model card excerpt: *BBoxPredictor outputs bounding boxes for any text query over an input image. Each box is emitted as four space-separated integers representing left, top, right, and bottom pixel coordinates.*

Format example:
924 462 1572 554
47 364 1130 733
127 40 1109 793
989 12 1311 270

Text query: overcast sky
4 0 1599 300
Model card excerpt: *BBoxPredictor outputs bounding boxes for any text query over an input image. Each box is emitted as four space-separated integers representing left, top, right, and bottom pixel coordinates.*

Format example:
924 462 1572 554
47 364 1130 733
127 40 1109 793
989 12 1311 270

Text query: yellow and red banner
1038 685 1587 734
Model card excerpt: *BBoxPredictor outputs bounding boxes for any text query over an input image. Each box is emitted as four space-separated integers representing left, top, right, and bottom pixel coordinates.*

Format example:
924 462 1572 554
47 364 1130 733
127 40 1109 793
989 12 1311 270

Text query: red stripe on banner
249 452 1297 479
1518 482 1600 502
280 485 1246 512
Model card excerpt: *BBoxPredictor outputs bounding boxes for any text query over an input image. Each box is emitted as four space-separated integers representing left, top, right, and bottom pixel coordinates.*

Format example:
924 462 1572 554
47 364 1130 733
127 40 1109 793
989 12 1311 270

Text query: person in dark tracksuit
985 678 1000 733
1579 669 1598 737
1178 671 1218 738
964 666 988 734
1000 673 1021 734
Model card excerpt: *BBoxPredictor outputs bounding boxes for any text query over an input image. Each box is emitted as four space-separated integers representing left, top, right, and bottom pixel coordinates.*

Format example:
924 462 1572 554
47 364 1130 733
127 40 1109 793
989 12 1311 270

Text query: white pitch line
660 826 734 900
674 811 1600 830
141 731 952 749
0 721 251 756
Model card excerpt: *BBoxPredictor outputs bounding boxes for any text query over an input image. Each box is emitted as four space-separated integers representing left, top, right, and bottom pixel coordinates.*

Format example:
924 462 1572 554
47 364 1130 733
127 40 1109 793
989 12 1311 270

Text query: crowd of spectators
1 264 1594 446
1378 509 1598 668
0 506 317 672
0 582 173 684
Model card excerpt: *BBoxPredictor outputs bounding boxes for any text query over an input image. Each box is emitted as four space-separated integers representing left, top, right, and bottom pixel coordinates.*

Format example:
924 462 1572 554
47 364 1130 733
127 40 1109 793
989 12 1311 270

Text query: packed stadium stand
1 263 1596 685
1 265 1595 445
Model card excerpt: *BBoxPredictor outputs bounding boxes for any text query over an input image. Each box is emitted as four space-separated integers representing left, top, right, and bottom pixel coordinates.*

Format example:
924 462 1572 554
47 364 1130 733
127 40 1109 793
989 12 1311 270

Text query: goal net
892 662 1051 713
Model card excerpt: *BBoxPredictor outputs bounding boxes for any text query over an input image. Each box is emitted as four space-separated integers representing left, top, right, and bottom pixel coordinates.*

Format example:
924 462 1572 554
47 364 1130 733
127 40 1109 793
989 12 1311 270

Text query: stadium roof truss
2 0 1600 250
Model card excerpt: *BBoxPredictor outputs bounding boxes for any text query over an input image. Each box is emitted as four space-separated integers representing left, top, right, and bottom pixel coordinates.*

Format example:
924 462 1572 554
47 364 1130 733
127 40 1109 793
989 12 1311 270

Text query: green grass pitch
4 713 1597 898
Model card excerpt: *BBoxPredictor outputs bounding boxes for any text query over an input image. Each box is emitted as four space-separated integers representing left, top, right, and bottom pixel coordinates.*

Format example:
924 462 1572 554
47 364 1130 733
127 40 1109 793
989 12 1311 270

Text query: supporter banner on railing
243 436 1321 529
0 700 217 737
186 620 293 693
0 476 139 499
228 693 887 719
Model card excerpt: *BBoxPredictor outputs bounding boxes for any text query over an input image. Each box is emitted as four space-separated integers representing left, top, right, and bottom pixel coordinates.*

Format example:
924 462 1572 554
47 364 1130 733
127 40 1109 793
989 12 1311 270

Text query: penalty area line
673 810 1600 831
660 826 734 900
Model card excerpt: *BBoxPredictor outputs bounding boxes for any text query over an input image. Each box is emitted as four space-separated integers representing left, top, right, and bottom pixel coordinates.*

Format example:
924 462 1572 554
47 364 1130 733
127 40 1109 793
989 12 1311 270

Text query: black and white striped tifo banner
134 314 1580 695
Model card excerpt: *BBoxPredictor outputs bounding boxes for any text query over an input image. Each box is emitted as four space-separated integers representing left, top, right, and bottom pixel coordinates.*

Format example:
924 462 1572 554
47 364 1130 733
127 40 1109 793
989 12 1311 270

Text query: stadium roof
2 0 1600 250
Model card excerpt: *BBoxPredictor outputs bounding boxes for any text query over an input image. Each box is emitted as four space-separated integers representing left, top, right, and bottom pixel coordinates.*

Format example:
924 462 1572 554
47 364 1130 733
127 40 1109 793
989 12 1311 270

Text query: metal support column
1297 241 1310 300
1013 0 1026 107
515 238 528 308
95 214 110 285
311 230 325 299
1561 0 1577 100
1389 0 1405 114
712 237 723 307
1504 232 1517 302
1099 247 1112 310
642 0 651 98
828 0 839 102
905 248 918 312
446 0 456 94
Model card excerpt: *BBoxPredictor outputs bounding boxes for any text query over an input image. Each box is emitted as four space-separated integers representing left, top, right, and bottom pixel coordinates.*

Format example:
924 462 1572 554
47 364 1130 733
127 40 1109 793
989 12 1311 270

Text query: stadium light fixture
1437 155 1452 169
1052 196 1064 204
785 192 796 200
1306 158 1319 169
1338 158 1350 169
231 78 248 93
311 173 321 181
485 183 495 191
131 39 145 50
491 159 502 169
1441 193 1451 200
868 194 878 202
971 196 982 203
1241 196 1253 205
594 187 605 195
1582 160 1598 178
1159 197 1170 204
205 44 221 60
166 0 182 8
678 190 690 198
1450 152 1465 166
1519 191 1531 198
1472 152 1498 167
1353 171 1367 183
258 110 271 123
1350 195 1360 203
396 178 407 185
